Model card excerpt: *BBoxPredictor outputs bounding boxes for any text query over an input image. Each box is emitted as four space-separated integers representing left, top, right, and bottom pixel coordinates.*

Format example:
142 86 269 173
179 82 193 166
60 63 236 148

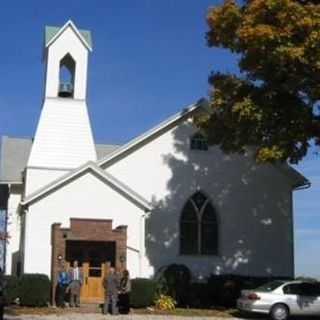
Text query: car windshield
256 281 284 292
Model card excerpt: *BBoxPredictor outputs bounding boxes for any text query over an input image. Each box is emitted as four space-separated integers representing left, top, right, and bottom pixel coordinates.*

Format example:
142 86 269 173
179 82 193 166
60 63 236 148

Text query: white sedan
237 280 320 320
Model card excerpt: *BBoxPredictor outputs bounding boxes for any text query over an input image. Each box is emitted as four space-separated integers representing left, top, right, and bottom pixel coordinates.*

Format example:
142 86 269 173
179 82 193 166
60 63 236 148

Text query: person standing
68 260 83 307
103 267 120 315
57 265 69 308
119 269 131 314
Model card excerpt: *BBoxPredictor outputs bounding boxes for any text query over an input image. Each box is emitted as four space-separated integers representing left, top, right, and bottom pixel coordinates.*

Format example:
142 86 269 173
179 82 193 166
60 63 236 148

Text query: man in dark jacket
103 267 120 315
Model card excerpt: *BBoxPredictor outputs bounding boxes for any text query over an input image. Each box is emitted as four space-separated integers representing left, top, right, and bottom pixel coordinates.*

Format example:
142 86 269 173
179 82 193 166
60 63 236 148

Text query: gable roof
98 98 210 167
21 161 151 211
0 136 121 184
95 142 121 159
45 20 92 51
0 136 33 184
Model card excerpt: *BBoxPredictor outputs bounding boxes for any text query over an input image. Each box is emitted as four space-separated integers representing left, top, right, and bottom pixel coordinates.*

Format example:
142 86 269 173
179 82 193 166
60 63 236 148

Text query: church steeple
26 21 96 194
43 20 92 100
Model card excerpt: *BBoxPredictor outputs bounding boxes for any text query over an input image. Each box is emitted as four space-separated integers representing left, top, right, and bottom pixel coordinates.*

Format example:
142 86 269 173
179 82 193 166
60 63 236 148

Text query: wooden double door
65 240 116 303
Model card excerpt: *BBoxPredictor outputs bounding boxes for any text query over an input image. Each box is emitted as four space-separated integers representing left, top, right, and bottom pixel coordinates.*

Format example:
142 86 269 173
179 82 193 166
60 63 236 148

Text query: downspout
3 184 9 273
291 179 311 278
139 209 151 277
19 207 28 275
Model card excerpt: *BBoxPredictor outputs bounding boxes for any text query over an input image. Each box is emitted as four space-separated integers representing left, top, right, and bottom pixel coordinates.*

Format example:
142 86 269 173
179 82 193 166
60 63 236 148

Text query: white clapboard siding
105 119 294 278
6 186 22 275
24 171 145 278
25 168 71 196
27 99 96 170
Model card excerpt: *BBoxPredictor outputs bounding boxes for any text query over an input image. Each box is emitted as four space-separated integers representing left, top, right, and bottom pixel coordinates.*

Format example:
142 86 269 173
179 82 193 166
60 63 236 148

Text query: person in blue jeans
57 265 69 308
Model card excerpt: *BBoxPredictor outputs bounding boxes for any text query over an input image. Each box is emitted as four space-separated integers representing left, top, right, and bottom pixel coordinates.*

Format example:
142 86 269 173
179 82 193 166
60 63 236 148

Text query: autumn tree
196 0 320 163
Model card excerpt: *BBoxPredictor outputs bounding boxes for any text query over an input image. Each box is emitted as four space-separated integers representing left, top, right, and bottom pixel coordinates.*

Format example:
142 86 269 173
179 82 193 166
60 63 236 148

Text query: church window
58 53 76 98
190 133 208 151
180 192 218 255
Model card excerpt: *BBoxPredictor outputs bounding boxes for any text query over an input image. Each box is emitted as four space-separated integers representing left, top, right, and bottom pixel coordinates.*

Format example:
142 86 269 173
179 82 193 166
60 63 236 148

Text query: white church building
0 21 309 302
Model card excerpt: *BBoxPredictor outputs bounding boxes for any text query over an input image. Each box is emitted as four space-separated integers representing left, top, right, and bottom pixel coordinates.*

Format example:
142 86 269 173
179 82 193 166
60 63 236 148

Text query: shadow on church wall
145 120 292 281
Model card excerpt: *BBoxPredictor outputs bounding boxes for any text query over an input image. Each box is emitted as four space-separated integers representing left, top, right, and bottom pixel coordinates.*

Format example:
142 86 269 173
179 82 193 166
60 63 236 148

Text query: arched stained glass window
180 192 218 255
180 201 198 254
190 133 208 151
201 202 218 254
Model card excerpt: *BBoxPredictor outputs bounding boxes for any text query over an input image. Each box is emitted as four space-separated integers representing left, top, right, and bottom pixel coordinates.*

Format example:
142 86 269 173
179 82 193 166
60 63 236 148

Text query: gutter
293 181 311 191
0 181 22 185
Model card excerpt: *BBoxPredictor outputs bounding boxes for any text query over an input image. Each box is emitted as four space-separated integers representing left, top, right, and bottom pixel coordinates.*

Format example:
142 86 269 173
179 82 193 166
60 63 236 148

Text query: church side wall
105 119 294 279
6 185 22 275
23 172 144 278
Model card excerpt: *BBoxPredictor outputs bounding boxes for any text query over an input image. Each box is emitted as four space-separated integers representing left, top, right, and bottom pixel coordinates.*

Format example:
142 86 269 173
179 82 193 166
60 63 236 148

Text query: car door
300 283 320 316
282 283 309 315
312 284 320 316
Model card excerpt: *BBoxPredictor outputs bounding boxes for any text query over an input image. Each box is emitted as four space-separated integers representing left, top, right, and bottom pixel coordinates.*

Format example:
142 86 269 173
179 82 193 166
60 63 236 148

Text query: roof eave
274 163 310 190
0 181 23 185
45 20 92 52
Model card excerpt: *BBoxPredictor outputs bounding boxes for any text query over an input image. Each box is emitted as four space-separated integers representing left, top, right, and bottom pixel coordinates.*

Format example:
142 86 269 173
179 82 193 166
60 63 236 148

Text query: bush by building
19 274 51 307
3 275 20 305
130 278 156 308
157 263 192 307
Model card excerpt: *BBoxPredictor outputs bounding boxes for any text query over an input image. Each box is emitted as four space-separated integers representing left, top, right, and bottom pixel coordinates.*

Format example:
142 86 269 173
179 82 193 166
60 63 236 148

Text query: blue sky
0 0 318 278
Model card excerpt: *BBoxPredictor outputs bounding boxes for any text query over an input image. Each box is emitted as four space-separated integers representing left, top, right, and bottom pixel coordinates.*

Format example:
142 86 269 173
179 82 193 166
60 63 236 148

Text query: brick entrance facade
51 218 127 304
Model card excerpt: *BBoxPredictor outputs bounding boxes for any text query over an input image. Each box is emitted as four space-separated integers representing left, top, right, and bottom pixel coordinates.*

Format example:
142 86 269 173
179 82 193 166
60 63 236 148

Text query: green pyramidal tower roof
45 23 92 49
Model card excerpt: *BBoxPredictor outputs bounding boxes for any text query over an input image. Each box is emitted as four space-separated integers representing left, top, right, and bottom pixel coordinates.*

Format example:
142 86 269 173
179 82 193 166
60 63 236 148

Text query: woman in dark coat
119 269 131 314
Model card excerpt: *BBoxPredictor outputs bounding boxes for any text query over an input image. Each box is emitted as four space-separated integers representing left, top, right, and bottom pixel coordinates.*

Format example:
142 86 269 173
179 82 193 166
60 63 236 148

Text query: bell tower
26 21 97 195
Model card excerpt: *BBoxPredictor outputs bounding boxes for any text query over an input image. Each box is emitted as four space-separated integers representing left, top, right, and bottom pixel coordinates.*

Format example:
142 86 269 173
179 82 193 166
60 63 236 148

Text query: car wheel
270 303 289 320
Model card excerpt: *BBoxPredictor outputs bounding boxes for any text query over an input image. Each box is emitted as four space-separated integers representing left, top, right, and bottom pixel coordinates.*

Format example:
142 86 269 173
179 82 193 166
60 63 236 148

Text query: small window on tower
190 133 209 151
58 53 76 98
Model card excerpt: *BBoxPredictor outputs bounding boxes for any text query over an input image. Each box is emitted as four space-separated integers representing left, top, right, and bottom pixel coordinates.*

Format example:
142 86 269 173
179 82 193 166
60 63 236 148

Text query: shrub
188 282 213 308
19 274 51 307
160 264 192 306
3 275 20 305
130 278 156 308
154 293 177 310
